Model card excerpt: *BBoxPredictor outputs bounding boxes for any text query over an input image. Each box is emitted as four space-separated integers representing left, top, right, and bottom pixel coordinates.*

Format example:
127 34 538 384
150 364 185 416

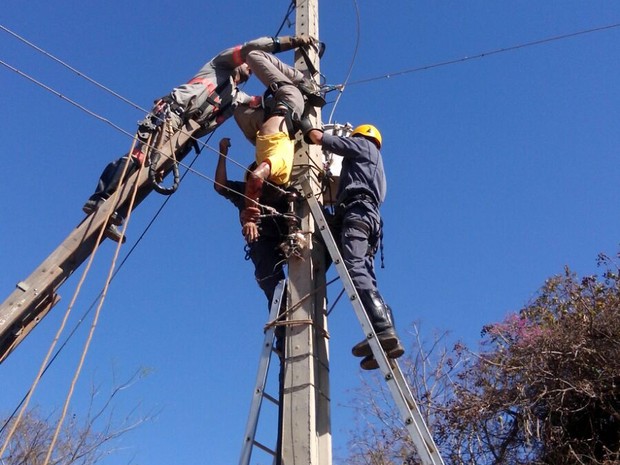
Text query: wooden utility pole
0 121 201 363
280 1 331 464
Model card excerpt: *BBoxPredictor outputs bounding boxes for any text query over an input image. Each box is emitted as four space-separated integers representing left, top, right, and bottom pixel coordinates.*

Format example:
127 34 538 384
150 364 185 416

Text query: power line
275 0 296 36
0 24 149 115
0 58 135 140
0 57 290 200
326 0 361 124
344 22 620 88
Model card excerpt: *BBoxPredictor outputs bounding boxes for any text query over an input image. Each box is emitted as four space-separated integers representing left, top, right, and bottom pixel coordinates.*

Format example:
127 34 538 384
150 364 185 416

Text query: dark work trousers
245 50 305 117
248 237 285 305
333 202 382 292
88 155 139 203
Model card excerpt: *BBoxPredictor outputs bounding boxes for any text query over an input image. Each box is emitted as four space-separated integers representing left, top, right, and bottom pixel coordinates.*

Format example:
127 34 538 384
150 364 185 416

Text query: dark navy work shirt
321 133 387 207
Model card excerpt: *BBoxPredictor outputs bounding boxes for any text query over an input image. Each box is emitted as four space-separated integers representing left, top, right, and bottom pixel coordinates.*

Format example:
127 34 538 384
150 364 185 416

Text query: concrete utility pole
280 1 331 464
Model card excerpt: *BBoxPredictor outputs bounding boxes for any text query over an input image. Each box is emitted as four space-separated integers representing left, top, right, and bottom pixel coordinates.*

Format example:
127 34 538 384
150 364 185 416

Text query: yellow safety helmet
350 124 382 149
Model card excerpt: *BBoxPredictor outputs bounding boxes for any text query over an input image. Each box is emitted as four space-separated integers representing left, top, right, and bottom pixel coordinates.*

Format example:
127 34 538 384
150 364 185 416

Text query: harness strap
263 81 293 99
160 96 185 117
187 77 231 119
298 45 319 77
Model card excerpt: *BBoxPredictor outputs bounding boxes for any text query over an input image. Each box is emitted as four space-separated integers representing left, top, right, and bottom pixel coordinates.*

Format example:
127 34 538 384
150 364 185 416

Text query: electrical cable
0 135 141 458
0 24 288 198
326 0 361 124
0 58 137 140
0 24 150 115
343 22 620 88
274 0 296 36
0 56 291 206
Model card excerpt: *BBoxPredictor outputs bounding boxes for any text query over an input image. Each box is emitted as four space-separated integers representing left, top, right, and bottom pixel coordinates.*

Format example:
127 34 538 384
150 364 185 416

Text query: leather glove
297 118 322 144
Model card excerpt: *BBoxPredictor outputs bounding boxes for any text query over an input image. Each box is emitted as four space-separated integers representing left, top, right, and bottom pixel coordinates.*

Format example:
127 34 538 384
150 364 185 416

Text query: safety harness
193 78 232 123
262 82 299 139
135 99 183 195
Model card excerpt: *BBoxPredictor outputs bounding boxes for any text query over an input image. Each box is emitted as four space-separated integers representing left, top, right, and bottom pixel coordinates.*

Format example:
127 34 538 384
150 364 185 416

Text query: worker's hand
219 137 231 155
249 95 262 109
241 206 261 225
242 221 260 243
292 36 314 48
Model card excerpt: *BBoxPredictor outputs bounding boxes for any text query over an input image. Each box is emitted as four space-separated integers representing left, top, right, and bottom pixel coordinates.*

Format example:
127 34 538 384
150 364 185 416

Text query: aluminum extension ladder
300 177 445 465
238 279 286 465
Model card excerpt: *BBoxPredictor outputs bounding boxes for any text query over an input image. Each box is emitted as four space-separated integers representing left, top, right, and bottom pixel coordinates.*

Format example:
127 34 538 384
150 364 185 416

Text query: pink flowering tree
346 254 620 465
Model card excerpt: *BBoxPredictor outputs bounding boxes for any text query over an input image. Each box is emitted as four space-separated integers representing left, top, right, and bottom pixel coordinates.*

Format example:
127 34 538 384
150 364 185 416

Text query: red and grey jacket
168 36 298 133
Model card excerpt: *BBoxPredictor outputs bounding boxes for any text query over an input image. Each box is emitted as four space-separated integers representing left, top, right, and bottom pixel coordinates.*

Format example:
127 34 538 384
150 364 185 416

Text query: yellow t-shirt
255 132 294 185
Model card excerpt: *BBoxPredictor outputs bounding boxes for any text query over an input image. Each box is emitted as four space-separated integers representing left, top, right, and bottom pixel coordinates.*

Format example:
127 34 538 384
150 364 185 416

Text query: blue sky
1 1 619 464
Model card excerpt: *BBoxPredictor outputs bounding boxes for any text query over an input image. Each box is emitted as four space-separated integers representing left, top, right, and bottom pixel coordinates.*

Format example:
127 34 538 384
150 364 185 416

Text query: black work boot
104 224 126 244
351 290 402 358
82 198 123 226
359 342 405 370
82 198 102 215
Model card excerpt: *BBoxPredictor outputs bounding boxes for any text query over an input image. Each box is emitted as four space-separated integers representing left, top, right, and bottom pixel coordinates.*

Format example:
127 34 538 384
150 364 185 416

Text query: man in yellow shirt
239 48 322 242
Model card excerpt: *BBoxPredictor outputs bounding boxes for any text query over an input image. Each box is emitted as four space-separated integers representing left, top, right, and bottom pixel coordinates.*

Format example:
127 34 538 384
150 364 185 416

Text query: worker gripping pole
300 177 445 465
280 1 331 465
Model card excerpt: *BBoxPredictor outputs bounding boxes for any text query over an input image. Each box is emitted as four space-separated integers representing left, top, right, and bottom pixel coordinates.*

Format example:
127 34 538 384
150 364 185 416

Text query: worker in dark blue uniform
303 123 404 370
213 137 288 305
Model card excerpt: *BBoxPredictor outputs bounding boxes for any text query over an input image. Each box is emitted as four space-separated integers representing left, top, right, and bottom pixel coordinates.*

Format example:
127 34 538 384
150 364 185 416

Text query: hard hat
351 124 382 149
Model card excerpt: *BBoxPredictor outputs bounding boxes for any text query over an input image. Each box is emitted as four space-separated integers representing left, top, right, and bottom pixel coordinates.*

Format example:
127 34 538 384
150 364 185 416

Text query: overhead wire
0 57 291 212
0 24 150 115
326 0 361 124
0 22 289 197
0 136 142 458
0 58 137 141
274 0 296 36
3 8 616 443
0 7 305 428
0 65 291 201
342 22 620 88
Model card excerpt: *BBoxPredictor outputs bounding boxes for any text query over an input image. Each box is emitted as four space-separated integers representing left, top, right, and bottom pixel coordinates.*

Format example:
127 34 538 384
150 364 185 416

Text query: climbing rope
41 138 147 465
0 134 143 461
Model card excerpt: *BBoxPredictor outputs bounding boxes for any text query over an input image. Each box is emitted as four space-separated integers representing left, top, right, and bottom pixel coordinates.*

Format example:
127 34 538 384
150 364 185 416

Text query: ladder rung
253 440 276 456
263 392 279 405
301 177 445 465
238 280 287 465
